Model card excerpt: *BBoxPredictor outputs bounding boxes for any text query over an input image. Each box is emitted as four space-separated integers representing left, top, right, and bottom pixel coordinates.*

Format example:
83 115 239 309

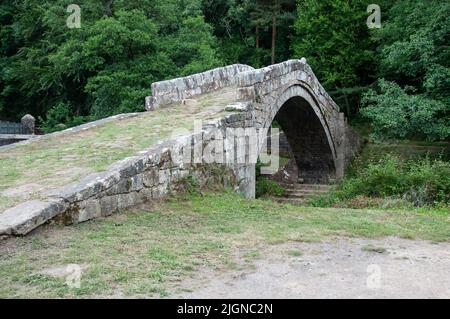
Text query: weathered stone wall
145 64 254 110
0 111 254 236
342 114 365 169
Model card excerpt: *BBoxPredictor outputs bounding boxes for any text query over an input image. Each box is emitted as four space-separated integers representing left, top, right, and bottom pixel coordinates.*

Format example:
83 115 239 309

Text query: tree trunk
256 26 260 48
271 15 277 64
105 0 114 16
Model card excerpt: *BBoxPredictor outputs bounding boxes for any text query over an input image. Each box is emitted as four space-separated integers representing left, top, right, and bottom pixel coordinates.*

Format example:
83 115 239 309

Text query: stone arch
259 84 338 183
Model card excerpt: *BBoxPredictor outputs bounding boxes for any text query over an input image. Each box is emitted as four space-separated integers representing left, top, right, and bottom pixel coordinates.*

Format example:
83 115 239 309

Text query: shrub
361 80 449 141
180 175 201 195
255 177 285 198
39 102 94 133
403 157 450 204
313 154 450 208
337 154 406 199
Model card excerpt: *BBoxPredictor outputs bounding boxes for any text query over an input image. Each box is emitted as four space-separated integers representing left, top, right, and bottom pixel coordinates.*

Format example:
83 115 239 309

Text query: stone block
78 199 102 223
130 175 144 192
99 195 119 217
0 200 66 236
47 171 120 203
142 168 159 187
117 192 141 210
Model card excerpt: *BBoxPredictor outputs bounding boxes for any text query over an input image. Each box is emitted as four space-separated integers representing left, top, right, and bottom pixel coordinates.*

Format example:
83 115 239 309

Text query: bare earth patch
38 264 89 279
177 237 450 299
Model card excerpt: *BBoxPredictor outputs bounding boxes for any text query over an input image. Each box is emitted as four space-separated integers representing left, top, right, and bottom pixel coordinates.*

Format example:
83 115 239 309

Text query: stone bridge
146 58 362 197
0 59 362 237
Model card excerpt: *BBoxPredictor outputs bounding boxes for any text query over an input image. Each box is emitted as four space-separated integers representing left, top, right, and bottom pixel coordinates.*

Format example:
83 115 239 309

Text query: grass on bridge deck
0 87 237 213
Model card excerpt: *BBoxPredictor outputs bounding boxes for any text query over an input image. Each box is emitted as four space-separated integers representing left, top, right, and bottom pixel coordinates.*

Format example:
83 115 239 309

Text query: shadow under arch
262 84 337 183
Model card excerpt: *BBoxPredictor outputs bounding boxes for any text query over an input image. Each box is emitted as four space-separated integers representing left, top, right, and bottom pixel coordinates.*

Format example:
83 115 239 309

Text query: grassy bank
0 191 448 298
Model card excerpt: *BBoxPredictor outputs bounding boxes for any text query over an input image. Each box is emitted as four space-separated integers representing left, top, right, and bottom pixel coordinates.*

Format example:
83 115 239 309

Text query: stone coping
0 113 141 151
145 64 254 110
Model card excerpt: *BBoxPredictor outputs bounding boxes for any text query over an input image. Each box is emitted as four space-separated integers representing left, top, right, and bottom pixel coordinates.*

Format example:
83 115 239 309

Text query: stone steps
285 188 329 195
280 183 330 191
273 182 331 206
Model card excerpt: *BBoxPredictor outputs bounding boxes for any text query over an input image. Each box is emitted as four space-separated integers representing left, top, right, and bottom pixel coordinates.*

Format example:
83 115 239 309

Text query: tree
292 0 375 117
361 0 450 141
362 80 449 141
202 0 270 67
252 0 295 64
202 0 296 67
0 0 222 130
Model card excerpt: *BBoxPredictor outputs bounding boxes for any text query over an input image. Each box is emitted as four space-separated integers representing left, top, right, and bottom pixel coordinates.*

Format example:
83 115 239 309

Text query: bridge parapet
235 59 339 112
146 64 253 110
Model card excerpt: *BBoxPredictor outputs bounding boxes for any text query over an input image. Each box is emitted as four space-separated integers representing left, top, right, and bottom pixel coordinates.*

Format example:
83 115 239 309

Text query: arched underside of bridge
273 95 336 183
253 81 340 188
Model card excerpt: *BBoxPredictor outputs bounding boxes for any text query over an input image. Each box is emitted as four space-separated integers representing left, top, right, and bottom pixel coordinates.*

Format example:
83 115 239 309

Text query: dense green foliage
292 0 375 117
203 0 296 67
310 153 450 209
361 0 450 141
255 159 285 197
0 0 221 127
362 80 449 141
1 0 448 140
255 176 285 198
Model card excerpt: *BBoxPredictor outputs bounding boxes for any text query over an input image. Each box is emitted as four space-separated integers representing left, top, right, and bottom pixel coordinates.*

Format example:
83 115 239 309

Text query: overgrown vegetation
1 191 448 298
309 145 450 210
360 0 450 141
255 176 285 198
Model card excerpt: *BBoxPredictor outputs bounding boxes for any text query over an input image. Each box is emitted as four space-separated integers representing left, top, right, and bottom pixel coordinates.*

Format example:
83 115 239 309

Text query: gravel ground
177 237 450 299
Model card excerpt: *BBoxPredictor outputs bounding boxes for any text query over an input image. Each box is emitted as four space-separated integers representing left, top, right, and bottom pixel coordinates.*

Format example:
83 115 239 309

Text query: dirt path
176 237 450 299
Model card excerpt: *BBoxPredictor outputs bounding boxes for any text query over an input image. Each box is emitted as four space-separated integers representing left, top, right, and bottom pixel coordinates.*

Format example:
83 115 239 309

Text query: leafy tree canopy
0 0 448 142
361 0 450 141
0 0 221 127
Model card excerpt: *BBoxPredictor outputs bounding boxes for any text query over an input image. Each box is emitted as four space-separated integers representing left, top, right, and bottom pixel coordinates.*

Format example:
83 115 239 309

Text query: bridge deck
0 87 237 213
